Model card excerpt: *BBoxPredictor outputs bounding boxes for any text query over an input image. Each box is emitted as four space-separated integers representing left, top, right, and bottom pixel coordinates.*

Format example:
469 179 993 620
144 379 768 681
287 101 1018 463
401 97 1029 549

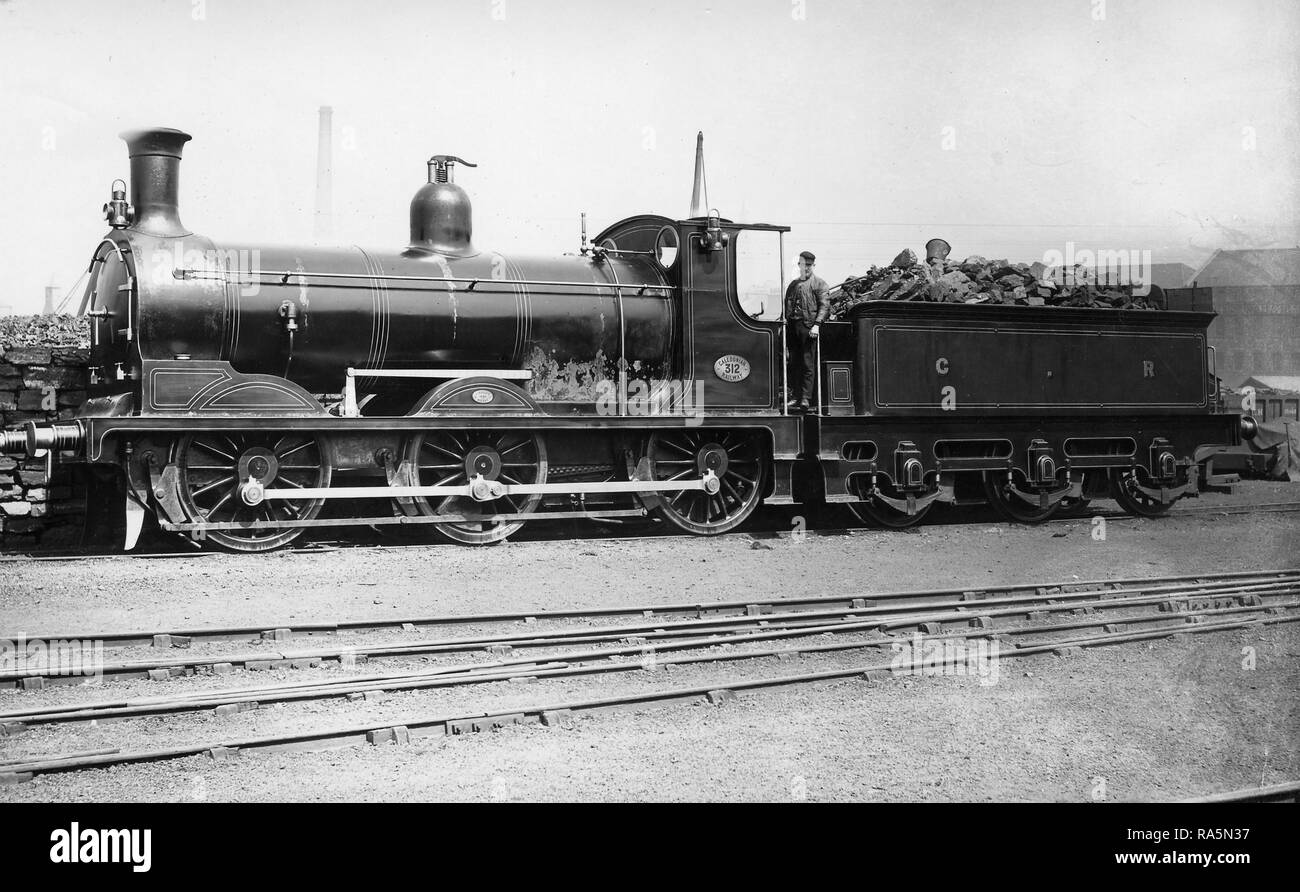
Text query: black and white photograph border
0 0 1297 846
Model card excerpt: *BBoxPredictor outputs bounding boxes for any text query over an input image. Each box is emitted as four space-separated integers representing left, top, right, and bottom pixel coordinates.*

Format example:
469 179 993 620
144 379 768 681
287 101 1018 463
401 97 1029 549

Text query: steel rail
133 498 1300 534
3 500 1296 562
3 611 1296 782
3 599 1293 726
5 598 1295 729
4 579 1295 713
97 495 1300 538
4 574 1296 683
1178 780 1300 803
6 568 1298 657
561 500 1300 543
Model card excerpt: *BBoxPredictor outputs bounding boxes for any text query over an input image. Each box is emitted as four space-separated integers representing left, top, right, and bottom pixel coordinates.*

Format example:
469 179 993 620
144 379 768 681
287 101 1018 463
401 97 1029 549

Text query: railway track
2 569 1296 782
1179 780 1300 803
4 567 1296 665
2 588 1295 728
561 499 1300 547
2 499 1298 563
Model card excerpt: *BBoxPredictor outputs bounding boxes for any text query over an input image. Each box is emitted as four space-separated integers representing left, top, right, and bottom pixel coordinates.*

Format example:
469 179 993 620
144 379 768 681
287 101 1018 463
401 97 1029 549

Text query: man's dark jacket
784 275 831 324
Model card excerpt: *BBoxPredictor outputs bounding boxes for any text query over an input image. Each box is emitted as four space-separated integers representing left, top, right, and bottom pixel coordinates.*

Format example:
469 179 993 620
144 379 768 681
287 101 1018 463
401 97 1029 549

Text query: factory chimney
43 285 57 316
314 106 334 243
689 131 707 218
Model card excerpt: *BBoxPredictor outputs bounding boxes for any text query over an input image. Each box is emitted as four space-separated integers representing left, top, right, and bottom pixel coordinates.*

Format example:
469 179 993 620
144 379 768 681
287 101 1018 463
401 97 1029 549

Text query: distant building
1238 376 1300 425
1146 263 1196 289
1241 374 1300 393
1190 248 1300 387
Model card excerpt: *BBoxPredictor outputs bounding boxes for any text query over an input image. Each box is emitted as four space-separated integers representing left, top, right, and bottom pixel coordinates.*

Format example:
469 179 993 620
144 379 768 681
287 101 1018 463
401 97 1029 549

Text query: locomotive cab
595 214 790 414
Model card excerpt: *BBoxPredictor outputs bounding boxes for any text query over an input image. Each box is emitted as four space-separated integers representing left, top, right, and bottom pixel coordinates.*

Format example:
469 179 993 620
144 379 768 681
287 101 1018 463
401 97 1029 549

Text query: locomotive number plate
471 389 495 404
714 354 750 382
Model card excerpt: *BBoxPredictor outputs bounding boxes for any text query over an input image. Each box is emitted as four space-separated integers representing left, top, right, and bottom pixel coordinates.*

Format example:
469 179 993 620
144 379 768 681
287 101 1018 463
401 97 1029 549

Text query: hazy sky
1 0 1297 312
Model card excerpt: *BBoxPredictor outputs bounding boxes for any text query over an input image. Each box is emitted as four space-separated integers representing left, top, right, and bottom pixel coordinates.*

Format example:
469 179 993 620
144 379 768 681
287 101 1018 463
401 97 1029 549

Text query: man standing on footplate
784 250 830 412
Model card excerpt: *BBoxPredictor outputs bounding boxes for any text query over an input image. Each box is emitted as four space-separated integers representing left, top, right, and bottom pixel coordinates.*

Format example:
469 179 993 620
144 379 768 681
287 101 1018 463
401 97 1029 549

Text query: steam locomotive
0 127 1254 551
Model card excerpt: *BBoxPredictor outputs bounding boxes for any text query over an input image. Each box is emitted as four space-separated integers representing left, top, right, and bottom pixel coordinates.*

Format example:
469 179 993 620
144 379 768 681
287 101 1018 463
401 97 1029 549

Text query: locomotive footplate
78 414 801 463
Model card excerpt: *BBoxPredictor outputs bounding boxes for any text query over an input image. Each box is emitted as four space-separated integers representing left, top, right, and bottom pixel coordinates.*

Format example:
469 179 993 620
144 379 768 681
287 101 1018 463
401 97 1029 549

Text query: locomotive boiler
2 126 1254 552
91 130 677 405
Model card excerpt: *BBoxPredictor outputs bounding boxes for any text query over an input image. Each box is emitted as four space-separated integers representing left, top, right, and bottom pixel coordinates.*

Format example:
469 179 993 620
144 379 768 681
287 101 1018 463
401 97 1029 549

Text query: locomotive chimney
408 155 478 258
119 128 192 238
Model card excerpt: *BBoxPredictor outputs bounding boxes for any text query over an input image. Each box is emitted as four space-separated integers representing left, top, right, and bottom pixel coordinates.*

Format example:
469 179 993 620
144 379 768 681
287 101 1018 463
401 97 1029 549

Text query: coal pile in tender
829 249 1167 319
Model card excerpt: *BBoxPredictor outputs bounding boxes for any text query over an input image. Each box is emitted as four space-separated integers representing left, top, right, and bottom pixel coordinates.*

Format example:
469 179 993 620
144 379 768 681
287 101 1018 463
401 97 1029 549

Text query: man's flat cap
799 250 816 263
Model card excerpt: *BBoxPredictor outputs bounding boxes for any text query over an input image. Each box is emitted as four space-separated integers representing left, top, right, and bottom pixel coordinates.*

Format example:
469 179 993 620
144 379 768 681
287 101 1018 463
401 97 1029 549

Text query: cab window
734 229 783 321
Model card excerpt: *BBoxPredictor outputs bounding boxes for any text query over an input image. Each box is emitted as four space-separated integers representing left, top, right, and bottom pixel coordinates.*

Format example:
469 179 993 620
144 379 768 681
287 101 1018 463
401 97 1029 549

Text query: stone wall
0 316 92 549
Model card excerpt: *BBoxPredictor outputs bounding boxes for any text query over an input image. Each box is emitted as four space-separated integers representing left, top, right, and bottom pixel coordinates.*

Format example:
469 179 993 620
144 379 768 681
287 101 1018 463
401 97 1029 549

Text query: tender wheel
175 432 330 552
399 430 547 545
847 477 933 529
641 430 764 535
982 471 1060 524
1109 468 1174 517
